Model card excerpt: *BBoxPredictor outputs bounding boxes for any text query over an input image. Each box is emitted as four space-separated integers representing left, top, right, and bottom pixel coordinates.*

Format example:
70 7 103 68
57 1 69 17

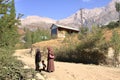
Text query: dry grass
32 34 80 49
32 28 119 51
103 29 112 41
103 28 120 41
32 38 64 49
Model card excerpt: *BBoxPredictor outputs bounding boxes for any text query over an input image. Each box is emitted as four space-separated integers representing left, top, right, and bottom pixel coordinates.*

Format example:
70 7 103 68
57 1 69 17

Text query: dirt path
14 49 120 80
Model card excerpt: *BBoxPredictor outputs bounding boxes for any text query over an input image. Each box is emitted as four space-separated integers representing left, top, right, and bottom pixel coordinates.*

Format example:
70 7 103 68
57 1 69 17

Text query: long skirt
47 59 54 72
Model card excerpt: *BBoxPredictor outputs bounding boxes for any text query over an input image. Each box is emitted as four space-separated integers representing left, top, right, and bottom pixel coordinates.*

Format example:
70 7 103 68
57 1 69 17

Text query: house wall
57 28 78 38
51 25 79 38
57 29 66 38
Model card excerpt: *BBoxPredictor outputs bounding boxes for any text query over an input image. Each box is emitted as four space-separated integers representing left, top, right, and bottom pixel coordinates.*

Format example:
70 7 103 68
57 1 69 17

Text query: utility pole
80 8 83 27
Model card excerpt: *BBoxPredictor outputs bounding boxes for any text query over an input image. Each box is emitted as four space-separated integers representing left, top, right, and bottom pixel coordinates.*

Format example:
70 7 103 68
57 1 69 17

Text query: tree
0 0 19 48
24 28 51 48
115 2 120 25
78 27 89 40
106 21 119 29
24 29 32 48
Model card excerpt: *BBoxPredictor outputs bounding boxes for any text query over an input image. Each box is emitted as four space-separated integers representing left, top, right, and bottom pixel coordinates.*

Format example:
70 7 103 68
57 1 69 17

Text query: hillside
30 28 120 49
32 38 64 49
13 27 120 80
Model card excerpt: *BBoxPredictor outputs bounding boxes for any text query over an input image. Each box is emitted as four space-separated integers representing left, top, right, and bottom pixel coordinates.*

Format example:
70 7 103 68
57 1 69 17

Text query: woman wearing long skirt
47 47 55 72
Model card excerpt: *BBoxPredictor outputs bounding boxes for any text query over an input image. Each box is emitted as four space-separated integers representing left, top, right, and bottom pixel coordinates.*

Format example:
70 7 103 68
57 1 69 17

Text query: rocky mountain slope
19 0 120 30
58 0 120 28
19 16 56 31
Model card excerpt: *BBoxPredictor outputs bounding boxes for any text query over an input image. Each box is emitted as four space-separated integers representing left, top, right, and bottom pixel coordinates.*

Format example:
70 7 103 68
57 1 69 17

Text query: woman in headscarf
35 48 41 71
47 47 55 72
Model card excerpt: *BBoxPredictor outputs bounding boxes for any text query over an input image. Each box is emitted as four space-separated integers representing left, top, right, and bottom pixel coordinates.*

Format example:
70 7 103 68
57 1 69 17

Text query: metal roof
51 24 79 31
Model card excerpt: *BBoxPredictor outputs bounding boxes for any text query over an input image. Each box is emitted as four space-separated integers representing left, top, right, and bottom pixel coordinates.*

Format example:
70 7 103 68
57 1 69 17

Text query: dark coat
35 50 41 63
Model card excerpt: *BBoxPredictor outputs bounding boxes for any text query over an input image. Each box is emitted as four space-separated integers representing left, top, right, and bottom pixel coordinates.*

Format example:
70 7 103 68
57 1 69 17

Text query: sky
15 0 112 20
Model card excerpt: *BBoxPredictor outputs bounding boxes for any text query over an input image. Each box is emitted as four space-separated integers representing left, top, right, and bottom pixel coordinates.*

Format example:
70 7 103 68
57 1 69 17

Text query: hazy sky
15 0 111 20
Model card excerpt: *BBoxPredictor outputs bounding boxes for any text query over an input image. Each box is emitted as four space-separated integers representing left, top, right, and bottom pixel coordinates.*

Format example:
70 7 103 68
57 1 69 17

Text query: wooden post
80 8 83 27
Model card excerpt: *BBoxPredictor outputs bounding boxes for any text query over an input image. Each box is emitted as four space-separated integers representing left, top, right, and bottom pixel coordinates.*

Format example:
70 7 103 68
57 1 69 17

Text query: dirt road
14 49 120 80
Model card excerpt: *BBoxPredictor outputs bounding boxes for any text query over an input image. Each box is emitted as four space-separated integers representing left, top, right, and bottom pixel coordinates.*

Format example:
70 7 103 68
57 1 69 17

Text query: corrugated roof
51 24 79 31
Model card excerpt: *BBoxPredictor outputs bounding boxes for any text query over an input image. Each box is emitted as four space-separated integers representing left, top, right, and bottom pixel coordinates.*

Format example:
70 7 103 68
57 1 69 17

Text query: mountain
19 0 120 30
58 0 120 28
19 16 56 31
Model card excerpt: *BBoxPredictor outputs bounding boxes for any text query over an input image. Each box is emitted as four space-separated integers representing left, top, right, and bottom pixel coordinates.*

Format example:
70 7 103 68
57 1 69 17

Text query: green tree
24 29 32 48
0 0 19 48
24 28 51 48
78 27 89 40
106 21 119 29
115 2 120 25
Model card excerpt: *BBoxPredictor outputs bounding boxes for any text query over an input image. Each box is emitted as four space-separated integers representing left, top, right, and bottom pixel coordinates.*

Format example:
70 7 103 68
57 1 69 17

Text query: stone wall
107 47 120 67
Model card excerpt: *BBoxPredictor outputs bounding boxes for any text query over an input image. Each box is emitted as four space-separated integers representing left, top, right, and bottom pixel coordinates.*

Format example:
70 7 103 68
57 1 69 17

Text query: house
50 24 79 38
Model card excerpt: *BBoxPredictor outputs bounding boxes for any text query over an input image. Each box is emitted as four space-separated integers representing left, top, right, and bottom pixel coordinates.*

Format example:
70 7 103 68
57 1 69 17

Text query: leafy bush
0 48 36 80
78 27 88 40
55 45 77 62
55 26 108 65
105 21 119 29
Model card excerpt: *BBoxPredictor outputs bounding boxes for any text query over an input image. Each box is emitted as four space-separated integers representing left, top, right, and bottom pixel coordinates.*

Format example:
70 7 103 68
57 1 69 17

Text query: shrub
55 26 108 65
0 48 36 79
106 21 119 29
55 45 77 62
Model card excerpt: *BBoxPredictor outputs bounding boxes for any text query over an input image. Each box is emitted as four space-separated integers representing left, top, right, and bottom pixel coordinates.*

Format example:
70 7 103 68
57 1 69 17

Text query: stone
23 65 31 69
36 73 45 80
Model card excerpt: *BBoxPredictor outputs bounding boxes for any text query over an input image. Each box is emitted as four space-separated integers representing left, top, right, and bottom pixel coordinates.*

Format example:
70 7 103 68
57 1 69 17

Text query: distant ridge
19 0 120 30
